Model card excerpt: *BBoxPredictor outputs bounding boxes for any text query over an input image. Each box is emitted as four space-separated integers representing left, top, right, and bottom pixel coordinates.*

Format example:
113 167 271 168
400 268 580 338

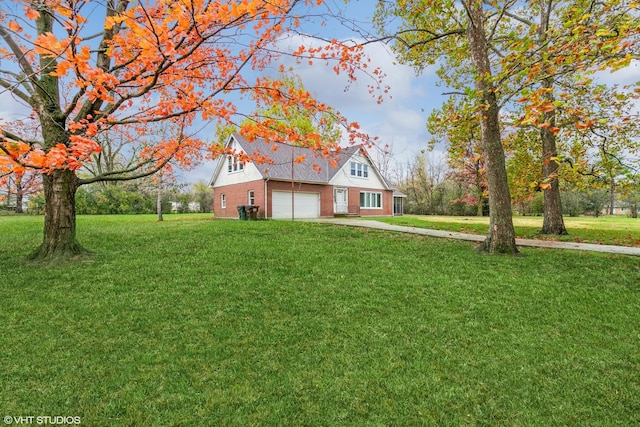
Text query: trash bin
237 205 247 220
246 205 260 220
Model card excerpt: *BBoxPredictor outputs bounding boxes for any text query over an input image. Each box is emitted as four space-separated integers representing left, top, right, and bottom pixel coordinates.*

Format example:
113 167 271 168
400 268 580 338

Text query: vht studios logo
3 416 81 425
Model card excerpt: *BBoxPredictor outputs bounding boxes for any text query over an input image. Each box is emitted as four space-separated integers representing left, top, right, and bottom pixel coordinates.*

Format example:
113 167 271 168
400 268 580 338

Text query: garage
272 191 320 219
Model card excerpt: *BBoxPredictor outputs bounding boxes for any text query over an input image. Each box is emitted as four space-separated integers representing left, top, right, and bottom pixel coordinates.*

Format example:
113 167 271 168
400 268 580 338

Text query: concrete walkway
311 218 640 257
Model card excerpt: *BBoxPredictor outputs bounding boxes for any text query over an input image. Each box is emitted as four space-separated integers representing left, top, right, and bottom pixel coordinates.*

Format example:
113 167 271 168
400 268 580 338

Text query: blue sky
1 0 441 184
188 0 449 184
1 0 637 185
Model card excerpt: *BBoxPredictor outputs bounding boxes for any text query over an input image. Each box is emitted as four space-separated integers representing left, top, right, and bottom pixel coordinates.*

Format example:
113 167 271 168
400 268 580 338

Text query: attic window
350 161 368 178
228 156 244 173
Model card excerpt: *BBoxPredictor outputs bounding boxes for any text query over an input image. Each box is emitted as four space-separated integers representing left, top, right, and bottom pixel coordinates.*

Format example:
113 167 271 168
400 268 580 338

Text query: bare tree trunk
609 180 615 215
466 0 518 254
15 175 23 214
26 170 88 263
157 172 164 221
475 164 483 217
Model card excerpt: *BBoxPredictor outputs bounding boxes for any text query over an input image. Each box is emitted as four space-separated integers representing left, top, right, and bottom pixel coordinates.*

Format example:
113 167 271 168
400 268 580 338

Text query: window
248 190 255 205
350 161 368 178
221 194 226 209
227 156 244 173
360 191 382 209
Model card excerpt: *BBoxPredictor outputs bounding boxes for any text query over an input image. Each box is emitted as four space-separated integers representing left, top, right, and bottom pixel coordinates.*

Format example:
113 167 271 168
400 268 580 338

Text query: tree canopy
0 0 373 262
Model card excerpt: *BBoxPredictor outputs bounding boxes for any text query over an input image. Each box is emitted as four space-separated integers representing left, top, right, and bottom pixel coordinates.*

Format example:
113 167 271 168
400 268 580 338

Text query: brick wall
214 179 394 218
213 179 265 218
347 187 393 216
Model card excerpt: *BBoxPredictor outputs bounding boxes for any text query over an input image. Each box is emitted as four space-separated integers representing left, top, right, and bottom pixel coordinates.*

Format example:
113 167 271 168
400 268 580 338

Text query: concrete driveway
310 218 640 257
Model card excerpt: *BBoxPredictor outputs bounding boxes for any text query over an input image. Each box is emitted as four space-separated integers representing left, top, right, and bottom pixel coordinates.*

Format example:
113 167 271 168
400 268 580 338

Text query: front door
334 188 348 214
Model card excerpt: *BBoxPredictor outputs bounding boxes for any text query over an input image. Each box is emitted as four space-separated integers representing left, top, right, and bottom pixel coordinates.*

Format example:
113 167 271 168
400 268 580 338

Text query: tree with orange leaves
0 0 367 263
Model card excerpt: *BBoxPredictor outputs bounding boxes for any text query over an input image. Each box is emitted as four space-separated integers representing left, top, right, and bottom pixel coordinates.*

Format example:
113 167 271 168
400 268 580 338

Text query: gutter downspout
264 178 269 219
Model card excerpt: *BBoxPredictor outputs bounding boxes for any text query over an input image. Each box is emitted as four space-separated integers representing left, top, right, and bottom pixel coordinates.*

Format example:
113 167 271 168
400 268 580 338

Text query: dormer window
227 156 244 173
350 161 368 178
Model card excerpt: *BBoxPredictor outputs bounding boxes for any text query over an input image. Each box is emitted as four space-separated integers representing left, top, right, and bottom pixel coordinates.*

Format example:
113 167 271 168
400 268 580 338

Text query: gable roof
210 133 391 189
232 133 362 183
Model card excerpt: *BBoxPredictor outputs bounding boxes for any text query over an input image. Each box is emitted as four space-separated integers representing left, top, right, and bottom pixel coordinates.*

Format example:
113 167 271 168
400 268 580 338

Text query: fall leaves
1 0 376 185
0 132 101 174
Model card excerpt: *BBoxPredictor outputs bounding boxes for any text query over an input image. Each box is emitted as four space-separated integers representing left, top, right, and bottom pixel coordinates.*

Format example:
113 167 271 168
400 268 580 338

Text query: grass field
1 214 639 425
375 214 640 247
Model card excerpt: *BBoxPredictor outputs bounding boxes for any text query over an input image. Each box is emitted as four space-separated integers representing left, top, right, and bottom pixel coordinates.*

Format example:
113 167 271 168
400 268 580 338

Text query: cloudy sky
1 0 636 185
188 0 448 184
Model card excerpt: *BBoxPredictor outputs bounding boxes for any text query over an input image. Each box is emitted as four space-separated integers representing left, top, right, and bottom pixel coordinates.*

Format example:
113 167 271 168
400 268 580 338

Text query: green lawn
1 214 639 425
375 214 640 246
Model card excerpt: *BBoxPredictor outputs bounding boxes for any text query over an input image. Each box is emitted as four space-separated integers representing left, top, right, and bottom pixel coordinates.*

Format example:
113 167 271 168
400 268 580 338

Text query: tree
378 0 638 247
503 0 639 234
215 71 345 156
429 99 487 216
191 181 214 213
0 0 366 263
376 0 518 253
0 117 43 212
396 152 447 215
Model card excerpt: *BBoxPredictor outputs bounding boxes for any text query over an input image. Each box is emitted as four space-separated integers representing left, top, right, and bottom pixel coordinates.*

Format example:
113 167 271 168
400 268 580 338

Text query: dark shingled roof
231 133 361 184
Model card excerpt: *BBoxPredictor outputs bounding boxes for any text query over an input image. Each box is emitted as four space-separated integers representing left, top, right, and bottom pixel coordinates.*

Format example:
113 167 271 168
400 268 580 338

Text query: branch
70 0 131 120
0 77 32 104
0 25 38 107
392 28 467 50
79 117 187 185
0 24 37 80
501 10 535 27
0 128 41 146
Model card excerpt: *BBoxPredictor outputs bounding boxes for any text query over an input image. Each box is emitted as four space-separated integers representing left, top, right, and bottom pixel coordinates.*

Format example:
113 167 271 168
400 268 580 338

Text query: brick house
209 133 403 219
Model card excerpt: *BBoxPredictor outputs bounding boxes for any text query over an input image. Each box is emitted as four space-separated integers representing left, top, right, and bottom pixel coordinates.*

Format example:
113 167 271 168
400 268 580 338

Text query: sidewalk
311 218 640 257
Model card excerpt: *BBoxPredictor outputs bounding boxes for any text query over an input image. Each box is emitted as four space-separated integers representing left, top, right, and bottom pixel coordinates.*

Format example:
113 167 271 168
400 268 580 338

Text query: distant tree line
22 180 213 216
389 152 638 219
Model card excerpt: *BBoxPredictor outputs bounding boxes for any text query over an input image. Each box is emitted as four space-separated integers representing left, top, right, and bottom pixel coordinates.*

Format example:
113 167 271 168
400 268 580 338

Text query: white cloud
272 33 442 168
595 60 639 86
0 92 31 122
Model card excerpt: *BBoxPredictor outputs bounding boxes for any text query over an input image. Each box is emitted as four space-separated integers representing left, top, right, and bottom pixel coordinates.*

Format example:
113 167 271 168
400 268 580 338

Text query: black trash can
246 205 260 220
237 205 247 220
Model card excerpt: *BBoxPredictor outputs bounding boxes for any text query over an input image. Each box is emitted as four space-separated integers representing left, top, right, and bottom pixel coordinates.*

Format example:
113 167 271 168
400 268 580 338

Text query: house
209 133 404 219
169 201 201 213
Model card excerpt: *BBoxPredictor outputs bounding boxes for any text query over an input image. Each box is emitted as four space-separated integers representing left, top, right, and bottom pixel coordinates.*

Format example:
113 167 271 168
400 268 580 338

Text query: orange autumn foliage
0 0 374 184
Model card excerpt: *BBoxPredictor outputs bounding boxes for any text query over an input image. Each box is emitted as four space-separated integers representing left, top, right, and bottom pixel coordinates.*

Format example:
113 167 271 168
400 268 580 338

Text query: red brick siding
348 187 393 216
214 180 393 218
213 180 265 218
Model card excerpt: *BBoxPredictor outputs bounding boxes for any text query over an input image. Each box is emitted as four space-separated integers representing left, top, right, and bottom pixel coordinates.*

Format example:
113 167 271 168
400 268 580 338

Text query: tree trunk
15 176 23 214
608 180 615 215
26 170 89 263
157 173 164 221
466 0 518 254
540 121 567 235
475 165 483 217
537 2 568 236
24 4 89 263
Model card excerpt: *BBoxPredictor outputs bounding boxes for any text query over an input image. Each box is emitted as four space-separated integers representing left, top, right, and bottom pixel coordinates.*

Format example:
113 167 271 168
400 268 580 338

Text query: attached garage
272 191 320 219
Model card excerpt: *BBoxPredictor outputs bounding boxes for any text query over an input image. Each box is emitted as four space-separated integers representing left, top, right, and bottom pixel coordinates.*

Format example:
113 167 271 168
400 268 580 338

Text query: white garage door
272 191 320 219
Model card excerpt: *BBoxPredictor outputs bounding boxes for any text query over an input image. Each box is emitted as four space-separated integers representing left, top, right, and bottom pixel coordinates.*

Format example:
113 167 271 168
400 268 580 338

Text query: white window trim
220 193 226 209
350 161 369 179
360 191 382 209
248 190 255 205
227 156 245 173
